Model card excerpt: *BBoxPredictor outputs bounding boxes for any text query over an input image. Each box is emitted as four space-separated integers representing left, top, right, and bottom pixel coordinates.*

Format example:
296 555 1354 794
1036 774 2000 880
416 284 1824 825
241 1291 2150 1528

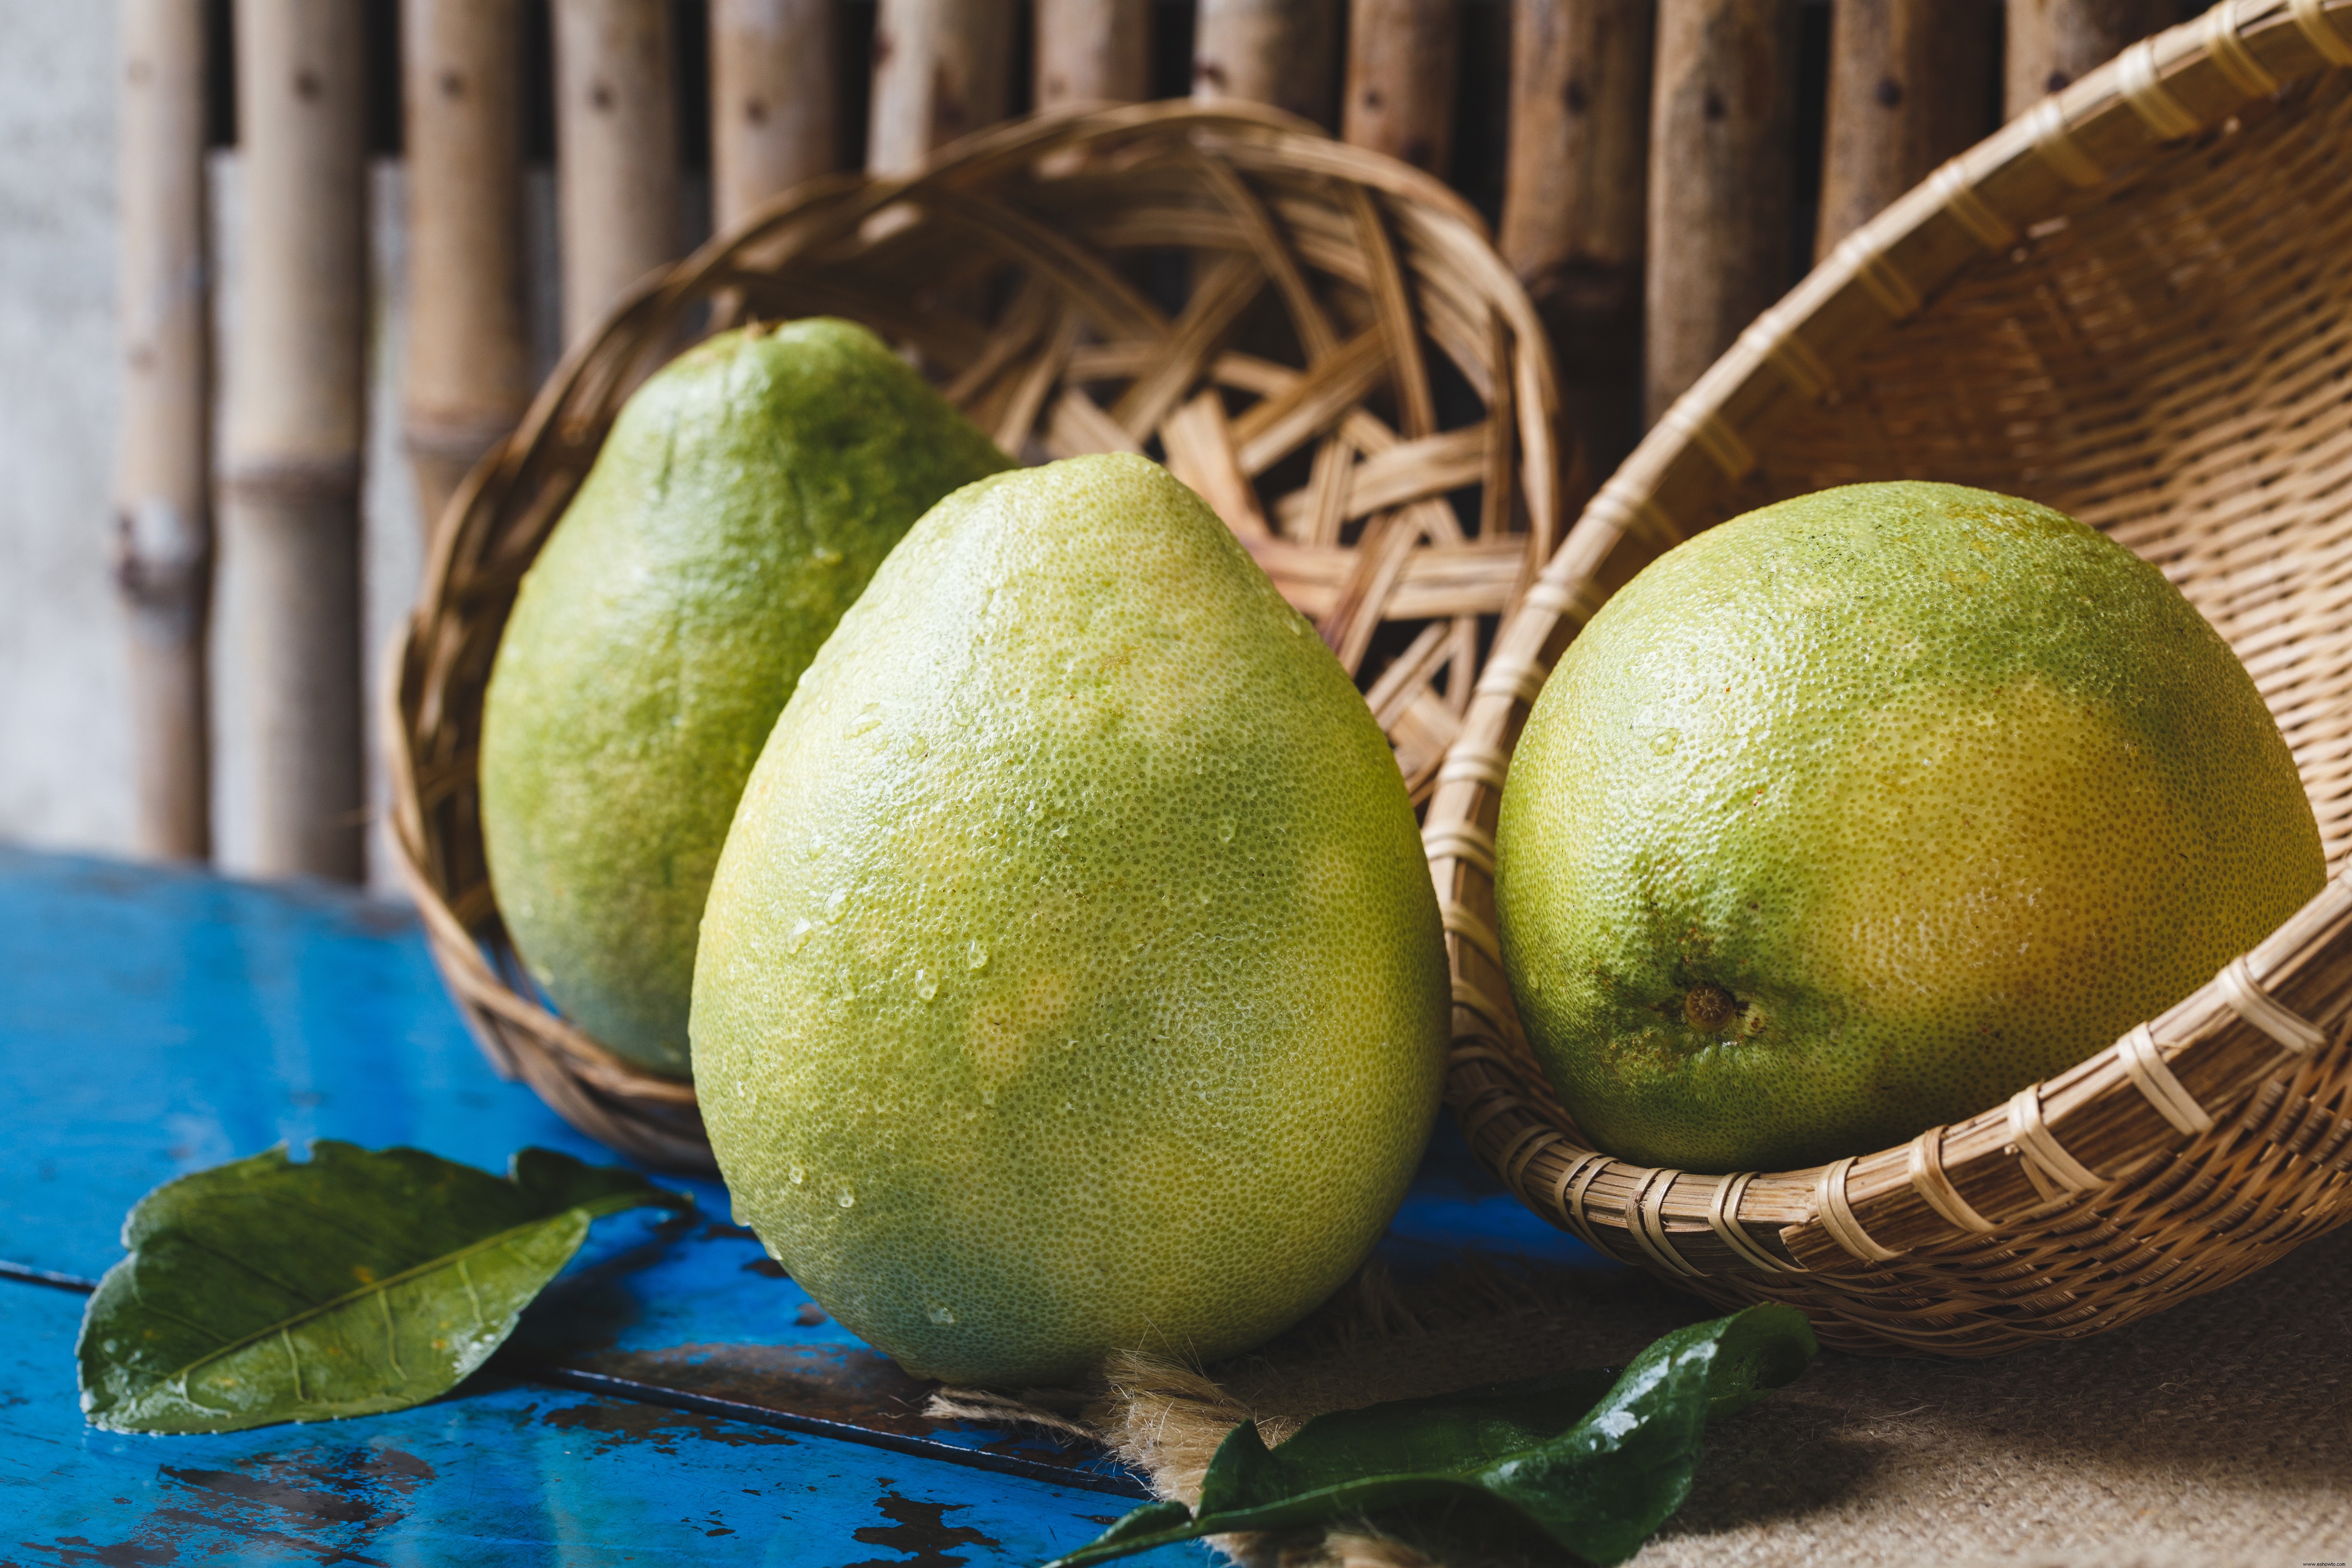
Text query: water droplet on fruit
906 733 930 760
967 939 988 970
928 1305 956 1325
1651 729 1681 756
836 1188 856 1209
804 832 824 861
846 704 882 738
732 1200 752 1225
825 887 849 923
980 1086 997 1107
786 919 814 953
789 1165 805 1185
916 969 938 1001
1218 817 1235 843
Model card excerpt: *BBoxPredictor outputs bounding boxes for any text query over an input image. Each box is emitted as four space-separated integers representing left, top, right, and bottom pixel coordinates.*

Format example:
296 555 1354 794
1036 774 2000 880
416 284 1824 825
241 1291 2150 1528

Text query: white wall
0 9 571 891
0 1 132 855
0 13 432 888
2 9 693 886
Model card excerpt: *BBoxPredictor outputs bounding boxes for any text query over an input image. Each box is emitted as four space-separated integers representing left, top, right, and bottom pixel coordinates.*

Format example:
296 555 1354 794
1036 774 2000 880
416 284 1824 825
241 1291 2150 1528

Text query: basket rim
386 99 1572 1168
406 99 1531 622
1430 0 2352 1313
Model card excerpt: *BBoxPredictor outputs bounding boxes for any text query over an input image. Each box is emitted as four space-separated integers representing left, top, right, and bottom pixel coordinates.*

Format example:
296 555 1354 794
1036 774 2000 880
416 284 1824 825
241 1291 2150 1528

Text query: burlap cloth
942 1220 2352 1568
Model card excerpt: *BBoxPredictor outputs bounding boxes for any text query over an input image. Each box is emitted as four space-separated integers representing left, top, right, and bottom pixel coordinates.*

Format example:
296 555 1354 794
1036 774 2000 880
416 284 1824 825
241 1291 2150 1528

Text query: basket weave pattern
1432 0 2352 1354
389 103 1566 1170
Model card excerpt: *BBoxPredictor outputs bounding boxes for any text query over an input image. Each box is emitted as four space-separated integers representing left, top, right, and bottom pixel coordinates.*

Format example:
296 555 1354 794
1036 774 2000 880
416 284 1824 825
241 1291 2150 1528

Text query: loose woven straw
388 102 1566 1170
1435 0 2352 1355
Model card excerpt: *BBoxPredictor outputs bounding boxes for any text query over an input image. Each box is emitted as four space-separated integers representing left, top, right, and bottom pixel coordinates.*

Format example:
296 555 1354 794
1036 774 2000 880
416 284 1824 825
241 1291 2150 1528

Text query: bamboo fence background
214 0 371 882
115 0 214 863
123 0 2215 879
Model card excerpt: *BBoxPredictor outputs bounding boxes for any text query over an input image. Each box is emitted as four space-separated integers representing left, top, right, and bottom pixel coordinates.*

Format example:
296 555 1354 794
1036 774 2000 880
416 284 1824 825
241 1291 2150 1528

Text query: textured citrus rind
480 318 1011 1075
1495 481 2325 1173
692 453 1449 1386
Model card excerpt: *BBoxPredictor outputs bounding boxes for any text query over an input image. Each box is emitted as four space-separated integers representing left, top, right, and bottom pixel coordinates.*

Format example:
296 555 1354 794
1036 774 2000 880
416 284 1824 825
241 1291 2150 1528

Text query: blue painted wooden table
0 847 1599 1565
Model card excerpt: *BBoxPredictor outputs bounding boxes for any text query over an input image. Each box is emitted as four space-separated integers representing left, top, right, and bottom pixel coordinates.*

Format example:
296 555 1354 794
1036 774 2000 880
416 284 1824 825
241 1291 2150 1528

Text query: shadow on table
1650 1220 2352 1562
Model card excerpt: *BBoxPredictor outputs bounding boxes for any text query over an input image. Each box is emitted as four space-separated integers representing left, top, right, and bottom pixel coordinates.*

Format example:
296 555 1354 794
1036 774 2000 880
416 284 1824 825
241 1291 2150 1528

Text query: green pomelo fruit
1494 481 2324 1174
691 453 1448 1387
480 318 1012 1076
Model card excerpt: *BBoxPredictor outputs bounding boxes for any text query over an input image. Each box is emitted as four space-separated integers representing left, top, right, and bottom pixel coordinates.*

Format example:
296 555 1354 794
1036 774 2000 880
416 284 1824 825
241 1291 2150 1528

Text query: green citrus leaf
76 1141 689 1434
1041 1303 1816 1568
1041 1500 1196 1563
1470 1301 1818 1565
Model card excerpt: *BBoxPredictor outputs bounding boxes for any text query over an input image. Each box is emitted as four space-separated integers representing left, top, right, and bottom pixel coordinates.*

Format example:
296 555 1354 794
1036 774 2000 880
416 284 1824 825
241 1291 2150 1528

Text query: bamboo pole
1644 0 1799 424
867 0 1017 177
1035 0 1150 108
1342 0 1463 175
2005 0 2172 117
1499 0 1653 481
553 0 680 348
115 0 213 862
1817 0 1994 255
1192 0 1341 126
220 0 369 881
402 0 530 532
710 0 839 230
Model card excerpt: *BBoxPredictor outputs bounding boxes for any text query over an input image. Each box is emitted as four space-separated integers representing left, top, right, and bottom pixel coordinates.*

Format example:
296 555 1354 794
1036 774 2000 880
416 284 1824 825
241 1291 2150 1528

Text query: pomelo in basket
691 453 1448 1386
1494 481 2324 1174
480 318 1012 1077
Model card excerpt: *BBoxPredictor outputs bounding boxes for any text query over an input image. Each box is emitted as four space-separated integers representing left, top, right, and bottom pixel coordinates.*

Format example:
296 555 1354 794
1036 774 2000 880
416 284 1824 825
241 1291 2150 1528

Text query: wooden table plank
0 1280 1191 1565
0 846 1610 1560
0 846 611 1281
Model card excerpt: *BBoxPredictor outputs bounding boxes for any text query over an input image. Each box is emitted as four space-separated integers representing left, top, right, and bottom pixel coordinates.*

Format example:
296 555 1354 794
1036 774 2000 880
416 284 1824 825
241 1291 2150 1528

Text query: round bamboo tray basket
388 101 1568 1172
1436 0 2352 1356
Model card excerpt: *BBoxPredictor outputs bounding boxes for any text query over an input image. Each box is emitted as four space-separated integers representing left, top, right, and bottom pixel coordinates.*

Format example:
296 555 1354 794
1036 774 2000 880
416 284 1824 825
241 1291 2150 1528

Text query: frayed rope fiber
928 1228 2352 1568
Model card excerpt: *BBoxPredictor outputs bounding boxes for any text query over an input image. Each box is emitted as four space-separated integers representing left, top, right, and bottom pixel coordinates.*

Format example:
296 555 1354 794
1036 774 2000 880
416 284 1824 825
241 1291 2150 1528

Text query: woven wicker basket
388 101 1568 1171
1435 0 2352 1356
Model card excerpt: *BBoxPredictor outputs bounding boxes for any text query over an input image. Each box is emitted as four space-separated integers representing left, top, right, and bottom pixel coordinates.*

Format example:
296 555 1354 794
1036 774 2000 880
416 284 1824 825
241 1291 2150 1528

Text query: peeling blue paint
0 847 1593 1561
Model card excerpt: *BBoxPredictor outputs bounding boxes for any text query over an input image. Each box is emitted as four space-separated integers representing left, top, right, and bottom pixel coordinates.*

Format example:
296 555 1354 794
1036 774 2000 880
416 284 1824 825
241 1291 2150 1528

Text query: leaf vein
164 1233 338 1305
244 1188 475 1258
144 1215 576 1392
